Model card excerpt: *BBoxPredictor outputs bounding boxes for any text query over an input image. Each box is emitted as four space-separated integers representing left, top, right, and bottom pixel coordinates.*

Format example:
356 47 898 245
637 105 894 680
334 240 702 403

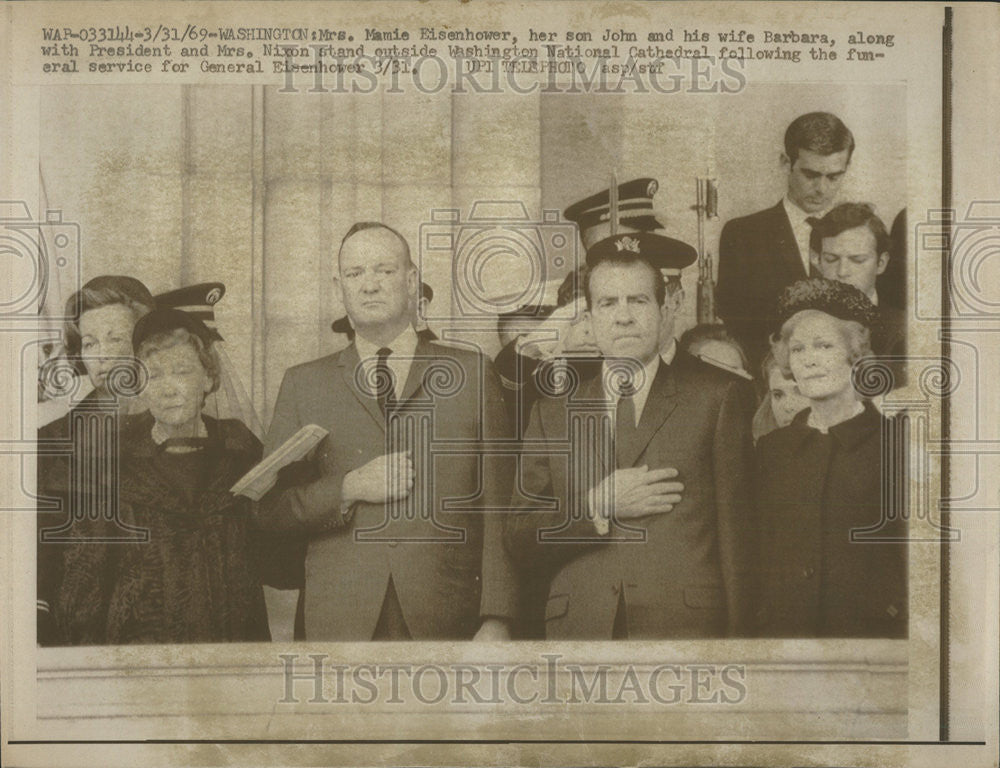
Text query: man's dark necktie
614 377 637 470
805 216 821 275
375 347 397 416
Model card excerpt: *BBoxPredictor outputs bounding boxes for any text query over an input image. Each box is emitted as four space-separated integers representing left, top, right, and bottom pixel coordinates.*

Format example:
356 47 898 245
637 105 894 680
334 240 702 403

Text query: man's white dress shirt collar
355 325 419 400
601 339 677 427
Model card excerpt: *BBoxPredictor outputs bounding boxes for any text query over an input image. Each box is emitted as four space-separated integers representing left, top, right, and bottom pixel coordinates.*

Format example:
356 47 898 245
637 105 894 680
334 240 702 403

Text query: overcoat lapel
337 338 439 432
338 343 386 431
398 338 436 404
618 360 678 469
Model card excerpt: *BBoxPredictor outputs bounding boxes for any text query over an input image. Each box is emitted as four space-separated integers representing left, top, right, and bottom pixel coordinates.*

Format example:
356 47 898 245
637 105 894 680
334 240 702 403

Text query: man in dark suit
503 232 756 639
717 112 855 370
258 222 516 640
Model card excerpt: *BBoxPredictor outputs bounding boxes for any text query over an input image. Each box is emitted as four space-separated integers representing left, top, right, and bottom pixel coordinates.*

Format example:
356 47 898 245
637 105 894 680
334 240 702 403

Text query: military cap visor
585 231 697 273
563 177 664 231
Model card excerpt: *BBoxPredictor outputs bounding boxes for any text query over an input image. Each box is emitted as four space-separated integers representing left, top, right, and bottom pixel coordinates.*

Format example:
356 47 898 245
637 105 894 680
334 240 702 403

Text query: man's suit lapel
398 338 435 404
573 372 615 480
770 200 808 279
338 343 387 432
338 337 439 432
619 360 678 469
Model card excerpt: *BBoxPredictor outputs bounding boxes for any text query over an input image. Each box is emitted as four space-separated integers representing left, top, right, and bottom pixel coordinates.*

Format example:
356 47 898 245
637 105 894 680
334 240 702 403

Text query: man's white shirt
784 196 829 275
355 325 419 400
601 339 677 427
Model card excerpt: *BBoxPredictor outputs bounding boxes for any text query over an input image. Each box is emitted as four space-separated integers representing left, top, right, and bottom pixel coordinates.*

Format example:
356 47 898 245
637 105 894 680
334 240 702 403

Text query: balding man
258 222 516 640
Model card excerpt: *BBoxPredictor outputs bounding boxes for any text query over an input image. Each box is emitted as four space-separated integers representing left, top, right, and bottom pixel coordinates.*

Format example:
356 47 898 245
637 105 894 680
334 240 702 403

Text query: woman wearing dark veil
57 308 269 644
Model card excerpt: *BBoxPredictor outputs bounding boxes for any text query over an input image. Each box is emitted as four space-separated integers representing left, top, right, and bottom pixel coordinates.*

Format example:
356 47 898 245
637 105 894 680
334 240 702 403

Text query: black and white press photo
2 2 997 767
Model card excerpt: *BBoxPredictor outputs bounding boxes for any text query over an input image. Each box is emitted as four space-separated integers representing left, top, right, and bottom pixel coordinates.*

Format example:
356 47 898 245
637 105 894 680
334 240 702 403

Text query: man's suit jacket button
801 566 815 578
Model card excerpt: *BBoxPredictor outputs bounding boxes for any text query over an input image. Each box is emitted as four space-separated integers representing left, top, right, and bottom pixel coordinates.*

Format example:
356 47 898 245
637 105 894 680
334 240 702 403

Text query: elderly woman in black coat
754 278 907 638
56 309 270 644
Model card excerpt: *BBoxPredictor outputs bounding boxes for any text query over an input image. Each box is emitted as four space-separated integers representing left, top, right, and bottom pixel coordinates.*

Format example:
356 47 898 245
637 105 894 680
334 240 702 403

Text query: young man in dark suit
809 202 907 384
258 222 516 641
503 232 756 639
717 112 855 370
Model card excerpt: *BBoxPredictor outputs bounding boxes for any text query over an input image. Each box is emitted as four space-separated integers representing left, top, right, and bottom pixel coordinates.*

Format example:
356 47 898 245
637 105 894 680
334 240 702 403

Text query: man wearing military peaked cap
585 230 698 273
562 177 698 272
505 191 757 639
563 177 665 249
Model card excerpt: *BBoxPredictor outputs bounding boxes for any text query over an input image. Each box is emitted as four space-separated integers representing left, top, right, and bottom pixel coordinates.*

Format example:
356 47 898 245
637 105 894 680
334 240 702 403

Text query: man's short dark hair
809 202 890 257
584 255 678 309
784 112 855 165
339 221 411 264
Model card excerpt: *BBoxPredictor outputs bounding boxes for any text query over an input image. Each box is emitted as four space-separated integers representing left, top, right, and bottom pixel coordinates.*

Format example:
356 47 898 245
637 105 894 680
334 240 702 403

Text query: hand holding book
230 424 329 501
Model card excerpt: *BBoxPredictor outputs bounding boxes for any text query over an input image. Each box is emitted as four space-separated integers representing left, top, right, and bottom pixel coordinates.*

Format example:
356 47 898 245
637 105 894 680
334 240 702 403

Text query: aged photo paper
1 1 998 766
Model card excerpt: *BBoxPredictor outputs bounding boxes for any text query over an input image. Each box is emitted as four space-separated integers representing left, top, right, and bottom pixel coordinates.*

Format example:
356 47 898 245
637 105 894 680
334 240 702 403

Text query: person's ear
780 152 793 173
876 251 889 275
